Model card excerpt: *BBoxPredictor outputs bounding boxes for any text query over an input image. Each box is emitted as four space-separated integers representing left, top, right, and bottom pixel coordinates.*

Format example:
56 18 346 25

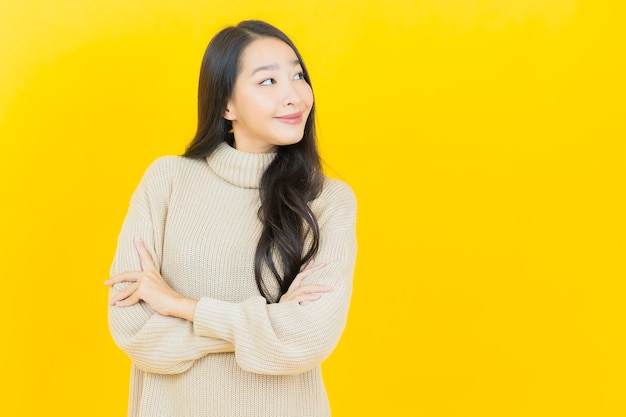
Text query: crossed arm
105 159 356 376
106 233 354 376
105 237 331 320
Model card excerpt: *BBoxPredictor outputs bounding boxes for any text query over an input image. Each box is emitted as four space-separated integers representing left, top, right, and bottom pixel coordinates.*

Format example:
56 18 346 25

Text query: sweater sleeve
193 180 357 375
108 157 234 375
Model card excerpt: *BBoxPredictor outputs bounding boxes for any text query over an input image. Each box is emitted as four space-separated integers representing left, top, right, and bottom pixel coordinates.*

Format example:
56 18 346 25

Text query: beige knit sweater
108 142 357 417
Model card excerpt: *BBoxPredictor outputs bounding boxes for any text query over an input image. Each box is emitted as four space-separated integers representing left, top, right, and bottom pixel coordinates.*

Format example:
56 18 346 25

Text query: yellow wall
1 0 624 415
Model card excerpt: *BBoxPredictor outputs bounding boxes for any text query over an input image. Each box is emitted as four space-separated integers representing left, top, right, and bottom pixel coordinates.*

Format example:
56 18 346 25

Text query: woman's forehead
239 37 299 74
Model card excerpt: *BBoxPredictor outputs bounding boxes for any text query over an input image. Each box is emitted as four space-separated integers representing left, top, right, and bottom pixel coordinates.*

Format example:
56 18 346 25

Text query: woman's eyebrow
251 60 301 76
251 64 278 75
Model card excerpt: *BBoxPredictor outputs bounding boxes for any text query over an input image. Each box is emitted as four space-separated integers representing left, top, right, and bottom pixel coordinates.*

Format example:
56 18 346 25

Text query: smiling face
224 37 314 153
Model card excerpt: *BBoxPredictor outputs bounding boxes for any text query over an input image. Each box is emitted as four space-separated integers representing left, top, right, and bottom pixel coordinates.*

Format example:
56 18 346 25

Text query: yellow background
1 0 624 416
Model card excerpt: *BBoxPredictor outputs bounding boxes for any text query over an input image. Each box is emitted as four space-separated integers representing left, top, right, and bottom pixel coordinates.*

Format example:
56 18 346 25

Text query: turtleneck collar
206 142 276 189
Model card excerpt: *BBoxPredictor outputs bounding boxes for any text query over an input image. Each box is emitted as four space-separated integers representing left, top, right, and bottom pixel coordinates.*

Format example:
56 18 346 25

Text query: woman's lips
275 112 303 124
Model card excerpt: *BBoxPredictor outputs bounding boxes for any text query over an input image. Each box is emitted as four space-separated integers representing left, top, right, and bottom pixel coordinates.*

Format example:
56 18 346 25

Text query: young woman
105 20 357 417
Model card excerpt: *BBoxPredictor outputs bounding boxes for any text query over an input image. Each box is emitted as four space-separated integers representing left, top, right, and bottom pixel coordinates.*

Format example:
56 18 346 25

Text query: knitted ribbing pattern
108 142 357 417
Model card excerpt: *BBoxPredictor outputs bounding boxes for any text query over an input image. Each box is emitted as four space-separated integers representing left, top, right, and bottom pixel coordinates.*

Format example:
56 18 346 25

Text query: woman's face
225 37 314 153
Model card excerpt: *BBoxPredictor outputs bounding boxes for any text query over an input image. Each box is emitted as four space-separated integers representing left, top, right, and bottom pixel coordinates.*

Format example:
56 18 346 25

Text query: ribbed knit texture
108 142 357 417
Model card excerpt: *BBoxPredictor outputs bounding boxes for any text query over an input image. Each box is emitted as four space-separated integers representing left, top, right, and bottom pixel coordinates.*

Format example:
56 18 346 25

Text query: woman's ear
224 101 236 121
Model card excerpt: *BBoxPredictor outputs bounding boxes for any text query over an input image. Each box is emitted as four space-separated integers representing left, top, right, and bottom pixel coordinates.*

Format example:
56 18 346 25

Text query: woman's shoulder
146 155 205 172
320 177 356 207
312 177 357 229
141 155 207 181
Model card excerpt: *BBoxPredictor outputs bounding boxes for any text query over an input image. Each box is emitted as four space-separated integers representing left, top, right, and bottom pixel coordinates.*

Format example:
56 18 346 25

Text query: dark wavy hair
183 20 323 303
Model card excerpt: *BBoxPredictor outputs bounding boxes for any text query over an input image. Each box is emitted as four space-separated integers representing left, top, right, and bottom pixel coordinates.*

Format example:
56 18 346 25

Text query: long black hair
183 20 323 303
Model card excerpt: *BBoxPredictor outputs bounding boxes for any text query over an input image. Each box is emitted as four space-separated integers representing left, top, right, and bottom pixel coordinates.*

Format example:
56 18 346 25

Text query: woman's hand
279 260 331 304
105 237 198 321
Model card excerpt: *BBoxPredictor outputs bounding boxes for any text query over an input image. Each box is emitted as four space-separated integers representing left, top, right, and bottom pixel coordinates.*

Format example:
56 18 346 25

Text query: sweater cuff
193 297 242 341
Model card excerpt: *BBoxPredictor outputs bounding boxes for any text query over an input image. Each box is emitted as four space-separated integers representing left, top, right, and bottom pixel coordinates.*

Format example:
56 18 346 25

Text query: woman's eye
294 72 304 80
260 78 274 86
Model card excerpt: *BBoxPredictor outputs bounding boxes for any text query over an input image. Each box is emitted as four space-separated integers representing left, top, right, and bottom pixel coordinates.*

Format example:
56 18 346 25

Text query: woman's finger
281 284 332 303
295 284 332 294
283 291 325 304
287 261 326 291
134 237 157 271
104 271 142 286
289 272 306 291
109 282 140 305
113 291 142 307
295 293 324 303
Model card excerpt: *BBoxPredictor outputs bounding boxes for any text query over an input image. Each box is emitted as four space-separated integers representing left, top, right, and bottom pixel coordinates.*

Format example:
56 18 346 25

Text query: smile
275 112 304 125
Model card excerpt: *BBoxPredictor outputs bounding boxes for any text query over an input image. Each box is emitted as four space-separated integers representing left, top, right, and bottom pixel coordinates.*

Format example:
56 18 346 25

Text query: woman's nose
282 82 302 106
